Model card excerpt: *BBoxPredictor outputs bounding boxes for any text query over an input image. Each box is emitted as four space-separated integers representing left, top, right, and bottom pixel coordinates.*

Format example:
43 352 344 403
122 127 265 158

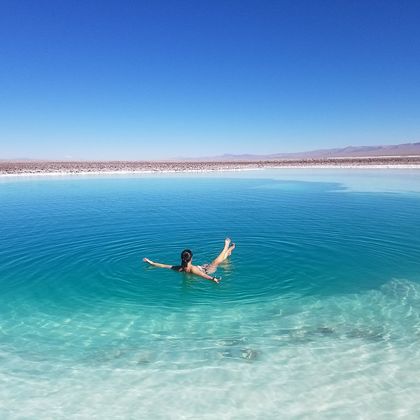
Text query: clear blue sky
1 0 420 159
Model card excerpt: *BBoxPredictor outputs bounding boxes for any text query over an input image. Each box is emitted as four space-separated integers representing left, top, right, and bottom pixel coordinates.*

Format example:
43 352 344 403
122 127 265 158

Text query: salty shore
1 157 420 177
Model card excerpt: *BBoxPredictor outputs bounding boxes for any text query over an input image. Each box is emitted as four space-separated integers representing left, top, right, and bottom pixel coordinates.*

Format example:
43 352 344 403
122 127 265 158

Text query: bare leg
224 243 235 258
208 238 235 268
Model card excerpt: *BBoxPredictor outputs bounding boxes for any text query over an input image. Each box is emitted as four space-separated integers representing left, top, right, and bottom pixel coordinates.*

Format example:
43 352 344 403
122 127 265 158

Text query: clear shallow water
1 169 420 419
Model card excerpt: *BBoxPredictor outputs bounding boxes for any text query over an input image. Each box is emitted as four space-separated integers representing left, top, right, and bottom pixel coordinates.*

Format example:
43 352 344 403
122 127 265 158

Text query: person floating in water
143 238 235 283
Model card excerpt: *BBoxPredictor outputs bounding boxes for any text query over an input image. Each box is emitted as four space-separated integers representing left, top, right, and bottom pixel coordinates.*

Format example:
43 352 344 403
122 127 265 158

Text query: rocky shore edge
1 156 420 176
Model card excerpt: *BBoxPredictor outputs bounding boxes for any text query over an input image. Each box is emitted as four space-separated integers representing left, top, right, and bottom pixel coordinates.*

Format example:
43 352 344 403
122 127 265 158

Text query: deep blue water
1 170 420 418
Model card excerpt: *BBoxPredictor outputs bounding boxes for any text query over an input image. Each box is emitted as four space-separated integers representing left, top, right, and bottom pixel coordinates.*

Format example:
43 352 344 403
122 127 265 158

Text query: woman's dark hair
181 249 193 268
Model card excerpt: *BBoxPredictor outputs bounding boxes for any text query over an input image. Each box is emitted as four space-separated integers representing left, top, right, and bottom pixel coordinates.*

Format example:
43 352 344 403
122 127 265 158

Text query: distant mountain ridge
2 142 420 162
195 142 420 161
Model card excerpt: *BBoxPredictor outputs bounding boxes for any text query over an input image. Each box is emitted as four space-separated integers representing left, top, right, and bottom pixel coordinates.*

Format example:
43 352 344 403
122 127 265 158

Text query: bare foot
224 237 231 249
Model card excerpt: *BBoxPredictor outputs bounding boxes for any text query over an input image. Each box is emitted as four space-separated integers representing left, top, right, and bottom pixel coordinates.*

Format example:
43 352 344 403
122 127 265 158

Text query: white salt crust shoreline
1 164 420 178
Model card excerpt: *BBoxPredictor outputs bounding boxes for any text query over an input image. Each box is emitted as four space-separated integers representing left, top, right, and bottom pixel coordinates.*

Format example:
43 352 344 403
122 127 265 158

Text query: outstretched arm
143 258 173 269
190 266 221 283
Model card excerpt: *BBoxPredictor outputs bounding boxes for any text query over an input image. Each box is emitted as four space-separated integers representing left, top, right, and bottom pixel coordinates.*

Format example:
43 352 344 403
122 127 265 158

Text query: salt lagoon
1 169 420 418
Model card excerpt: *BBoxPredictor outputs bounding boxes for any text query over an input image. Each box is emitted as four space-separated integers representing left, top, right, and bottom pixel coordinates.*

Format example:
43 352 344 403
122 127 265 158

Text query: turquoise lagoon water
1 169 420 419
